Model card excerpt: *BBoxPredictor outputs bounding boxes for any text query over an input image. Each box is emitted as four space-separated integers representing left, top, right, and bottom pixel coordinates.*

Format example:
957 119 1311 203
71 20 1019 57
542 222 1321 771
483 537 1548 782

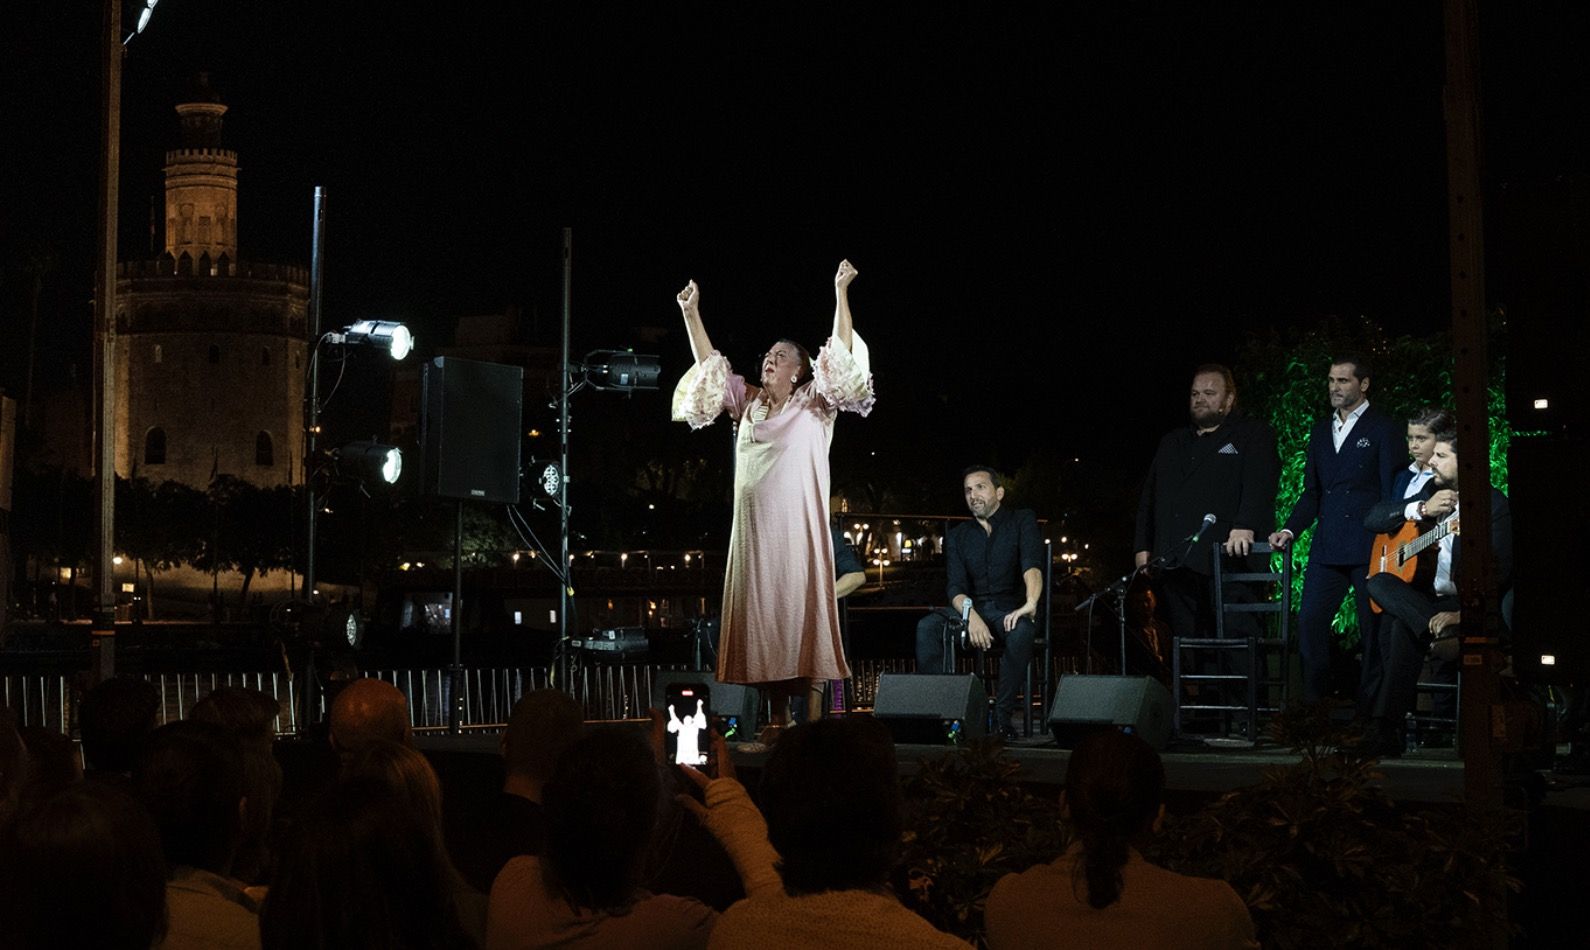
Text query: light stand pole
304 187 327 604
557 228 572 688
90 0 124 682
449 500 464 734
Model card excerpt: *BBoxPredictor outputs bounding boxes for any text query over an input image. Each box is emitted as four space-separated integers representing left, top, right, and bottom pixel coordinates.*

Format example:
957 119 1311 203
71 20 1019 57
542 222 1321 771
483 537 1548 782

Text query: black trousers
1297 561 1377 705
915 603 1035 727
1366 573 1459 724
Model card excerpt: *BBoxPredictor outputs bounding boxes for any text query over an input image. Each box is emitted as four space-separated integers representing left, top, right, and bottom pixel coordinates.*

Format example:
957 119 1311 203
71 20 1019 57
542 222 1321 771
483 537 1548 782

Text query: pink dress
671 332 875 684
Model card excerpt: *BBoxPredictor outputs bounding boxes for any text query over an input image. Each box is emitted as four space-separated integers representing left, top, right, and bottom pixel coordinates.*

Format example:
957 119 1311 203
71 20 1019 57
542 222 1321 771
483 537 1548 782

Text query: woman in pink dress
671 260 875 726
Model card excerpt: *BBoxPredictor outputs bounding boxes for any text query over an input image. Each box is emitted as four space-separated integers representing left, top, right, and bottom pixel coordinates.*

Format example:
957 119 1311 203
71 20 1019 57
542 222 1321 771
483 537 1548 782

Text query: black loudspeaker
872 673 987 745
421 357 524 504
652 671 762 742
1047 675 1172 750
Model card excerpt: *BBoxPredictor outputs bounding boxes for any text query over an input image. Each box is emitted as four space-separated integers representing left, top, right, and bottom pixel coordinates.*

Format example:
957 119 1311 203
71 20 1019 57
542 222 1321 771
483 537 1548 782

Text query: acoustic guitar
1365 516 1460 613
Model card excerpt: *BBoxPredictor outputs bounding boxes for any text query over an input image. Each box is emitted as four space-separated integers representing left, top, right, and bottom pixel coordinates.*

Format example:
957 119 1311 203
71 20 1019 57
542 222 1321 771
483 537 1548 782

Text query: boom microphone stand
1075 514 1215 673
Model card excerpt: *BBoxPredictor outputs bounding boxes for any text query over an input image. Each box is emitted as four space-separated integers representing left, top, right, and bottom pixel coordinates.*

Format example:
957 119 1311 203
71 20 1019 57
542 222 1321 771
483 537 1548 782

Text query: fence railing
4 657 1034 740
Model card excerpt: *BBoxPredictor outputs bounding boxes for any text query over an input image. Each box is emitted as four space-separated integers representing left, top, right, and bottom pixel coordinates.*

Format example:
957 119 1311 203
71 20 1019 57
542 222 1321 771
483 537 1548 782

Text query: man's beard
1191 408 1223 428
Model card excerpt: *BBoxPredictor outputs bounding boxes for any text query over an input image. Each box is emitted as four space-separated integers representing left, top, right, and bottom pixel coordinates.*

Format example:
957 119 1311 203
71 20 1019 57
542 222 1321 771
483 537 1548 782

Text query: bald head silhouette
328 678 412 753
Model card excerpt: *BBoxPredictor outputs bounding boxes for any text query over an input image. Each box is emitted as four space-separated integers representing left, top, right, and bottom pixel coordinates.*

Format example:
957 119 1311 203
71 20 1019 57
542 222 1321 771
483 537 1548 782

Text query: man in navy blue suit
1267 356 1401 705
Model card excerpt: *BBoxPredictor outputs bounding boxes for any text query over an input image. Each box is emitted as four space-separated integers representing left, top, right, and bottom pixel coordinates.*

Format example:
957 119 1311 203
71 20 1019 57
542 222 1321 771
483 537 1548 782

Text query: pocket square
1218 443 1239 455
1356 437 1372 449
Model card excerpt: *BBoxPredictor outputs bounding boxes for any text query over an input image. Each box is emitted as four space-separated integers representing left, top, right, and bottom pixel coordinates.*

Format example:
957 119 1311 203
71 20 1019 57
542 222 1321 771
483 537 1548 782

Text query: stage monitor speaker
421 357 523 504
1047 675 1172 750
872 673 987 745
652 671 762 743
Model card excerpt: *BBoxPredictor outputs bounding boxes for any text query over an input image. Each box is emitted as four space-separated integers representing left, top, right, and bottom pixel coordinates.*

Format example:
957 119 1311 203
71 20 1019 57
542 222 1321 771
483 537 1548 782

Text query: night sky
3 2 1586 534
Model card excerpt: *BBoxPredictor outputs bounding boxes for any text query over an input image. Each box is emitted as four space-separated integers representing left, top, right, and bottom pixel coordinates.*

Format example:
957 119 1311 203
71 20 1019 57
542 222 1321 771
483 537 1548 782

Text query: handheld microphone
1188 512 1218 544
957 598 974 650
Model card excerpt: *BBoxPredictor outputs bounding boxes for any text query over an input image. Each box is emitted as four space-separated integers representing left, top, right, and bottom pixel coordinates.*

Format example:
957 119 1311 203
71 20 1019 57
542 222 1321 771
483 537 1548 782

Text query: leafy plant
1146 705 1520 949
889 718 1518 948
892 739 1067 943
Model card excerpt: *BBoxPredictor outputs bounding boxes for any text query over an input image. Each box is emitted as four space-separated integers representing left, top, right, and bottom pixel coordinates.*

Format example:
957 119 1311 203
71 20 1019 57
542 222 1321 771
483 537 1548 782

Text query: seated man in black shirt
915 465 1044 738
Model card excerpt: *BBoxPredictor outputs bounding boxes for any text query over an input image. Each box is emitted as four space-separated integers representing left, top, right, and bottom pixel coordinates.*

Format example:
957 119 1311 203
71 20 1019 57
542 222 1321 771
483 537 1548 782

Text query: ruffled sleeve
671 352 748 429
811 330 876 416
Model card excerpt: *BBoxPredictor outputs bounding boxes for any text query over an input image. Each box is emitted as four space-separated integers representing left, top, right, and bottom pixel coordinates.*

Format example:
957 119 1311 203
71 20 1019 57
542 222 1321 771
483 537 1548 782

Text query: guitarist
1358 430 1513 756
1358 406 1455 715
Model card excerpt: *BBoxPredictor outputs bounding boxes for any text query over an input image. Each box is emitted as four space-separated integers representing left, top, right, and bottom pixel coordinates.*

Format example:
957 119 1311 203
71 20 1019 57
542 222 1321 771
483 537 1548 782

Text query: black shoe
993 723 1021 741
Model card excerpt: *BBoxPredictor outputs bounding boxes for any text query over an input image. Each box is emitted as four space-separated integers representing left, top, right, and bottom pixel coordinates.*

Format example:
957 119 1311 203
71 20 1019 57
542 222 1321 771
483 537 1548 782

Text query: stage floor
414 726 1491 806
730 734 1471 804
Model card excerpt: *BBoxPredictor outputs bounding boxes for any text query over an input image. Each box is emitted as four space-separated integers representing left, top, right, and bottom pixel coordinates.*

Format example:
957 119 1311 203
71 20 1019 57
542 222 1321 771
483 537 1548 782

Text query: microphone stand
1074 530 1205 674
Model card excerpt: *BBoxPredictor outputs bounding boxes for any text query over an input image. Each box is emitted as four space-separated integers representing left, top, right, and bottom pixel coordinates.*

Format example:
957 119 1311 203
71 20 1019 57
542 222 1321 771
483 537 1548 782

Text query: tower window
261 347 271 366
153 344 163 364
255 432 274 467
208 344 221 364
145 428 167 465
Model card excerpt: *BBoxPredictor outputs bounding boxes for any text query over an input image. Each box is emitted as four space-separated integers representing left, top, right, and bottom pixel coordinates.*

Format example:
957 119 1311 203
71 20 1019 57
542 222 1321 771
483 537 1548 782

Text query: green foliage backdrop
1239 316 1509 647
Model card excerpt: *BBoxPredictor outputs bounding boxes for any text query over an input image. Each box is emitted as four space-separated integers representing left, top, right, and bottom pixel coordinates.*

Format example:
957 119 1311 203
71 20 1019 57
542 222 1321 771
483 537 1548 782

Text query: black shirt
944 506 1044 608
832 525 865 578
1134 409 1278 575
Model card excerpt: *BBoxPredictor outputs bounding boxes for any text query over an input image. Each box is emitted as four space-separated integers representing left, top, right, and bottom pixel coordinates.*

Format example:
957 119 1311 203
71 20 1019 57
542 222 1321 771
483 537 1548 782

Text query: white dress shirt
1331 399 1370 451
1401 463 1435 520
1434 502 1458 596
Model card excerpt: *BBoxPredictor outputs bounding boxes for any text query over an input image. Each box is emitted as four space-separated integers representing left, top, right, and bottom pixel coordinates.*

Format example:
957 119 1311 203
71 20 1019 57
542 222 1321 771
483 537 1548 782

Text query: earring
790 376 799 384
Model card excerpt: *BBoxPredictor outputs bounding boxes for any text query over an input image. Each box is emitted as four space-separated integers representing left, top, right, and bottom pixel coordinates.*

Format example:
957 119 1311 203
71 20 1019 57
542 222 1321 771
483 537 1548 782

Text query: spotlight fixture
125 0 160 44
322 604 365 650
335 441 403 485
333 320 414 360
539 462 564 497
581 350 660 392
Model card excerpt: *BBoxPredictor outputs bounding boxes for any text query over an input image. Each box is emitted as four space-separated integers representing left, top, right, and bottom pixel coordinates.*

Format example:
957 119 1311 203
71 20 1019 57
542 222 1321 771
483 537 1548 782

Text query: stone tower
114 75 308 489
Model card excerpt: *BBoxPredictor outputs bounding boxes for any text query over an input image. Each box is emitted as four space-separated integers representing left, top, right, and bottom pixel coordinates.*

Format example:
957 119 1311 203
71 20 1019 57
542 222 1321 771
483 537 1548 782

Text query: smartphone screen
664 682 712 767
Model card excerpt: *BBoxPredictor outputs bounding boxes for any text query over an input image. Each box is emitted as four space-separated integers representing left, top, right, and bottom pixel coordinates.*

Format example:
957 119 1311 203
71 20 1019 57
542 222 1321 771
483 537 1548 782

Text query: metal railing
4 656 1063 739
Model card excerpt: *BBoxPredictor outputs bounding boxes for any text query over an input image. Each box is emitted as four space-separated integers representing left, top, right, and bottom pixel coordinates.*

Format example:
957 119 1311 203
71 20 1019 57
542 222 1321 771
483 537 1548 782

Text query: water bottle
1403 712 1419 755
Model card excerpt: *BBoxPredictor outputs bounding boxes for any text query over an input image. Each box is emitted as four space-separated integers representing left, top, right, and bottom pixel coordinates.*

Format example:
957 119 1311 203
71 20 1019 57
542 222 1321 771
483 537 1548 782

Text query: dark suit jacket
1363 483 1514 593
1389 467 1418 501
1135 410 1279 575
1281 405 1401 565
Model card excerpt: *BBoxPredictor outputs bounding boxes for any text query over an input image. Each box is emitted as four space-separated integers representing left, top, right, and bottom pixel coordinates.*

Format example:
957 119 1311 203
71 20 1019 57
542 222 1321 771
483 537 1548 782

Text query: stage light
322 604 364 650
336 441 403 485
539 463 563 497
124 0 160 44
1542 654 1557 666
1533 398 1550 410
581 349 661 392
335 320 413 360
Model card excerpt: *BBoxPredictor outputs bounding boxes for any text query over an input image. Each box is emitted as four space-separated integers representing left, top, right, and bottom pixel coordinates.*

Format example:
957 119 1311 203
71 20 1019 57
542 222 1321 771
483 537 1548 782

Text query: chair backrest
1210 541 1292 642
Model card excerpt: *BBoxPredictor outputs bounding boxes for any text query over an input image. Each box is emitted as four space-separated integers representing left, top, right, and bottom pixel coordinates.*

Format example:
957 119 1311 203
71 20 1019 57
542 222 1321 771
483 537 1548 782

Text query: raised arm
677 279 715 365
832 260 857 350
